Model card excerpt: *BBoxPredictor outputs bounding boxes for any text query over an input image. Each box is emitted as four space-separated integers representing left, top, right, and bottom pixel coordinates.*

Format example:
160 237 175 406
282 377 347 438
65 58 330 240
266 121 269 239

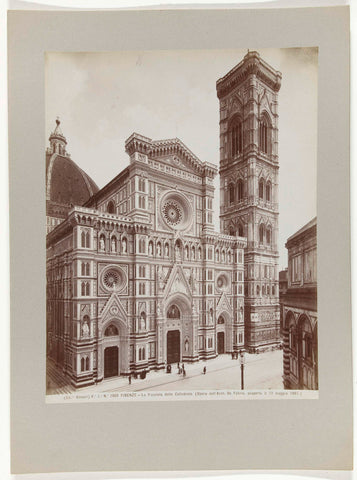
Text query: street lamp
239 350 246 390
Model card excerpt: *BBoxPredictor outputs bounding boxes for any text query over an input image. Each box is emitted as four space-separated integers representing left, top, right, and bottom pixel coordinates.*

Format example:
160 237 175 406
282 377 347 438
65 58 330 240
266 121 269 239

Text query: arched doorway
166 304 181 364
98 319 129 381
104 346 118 378
167 330 181 364
217 332 225 354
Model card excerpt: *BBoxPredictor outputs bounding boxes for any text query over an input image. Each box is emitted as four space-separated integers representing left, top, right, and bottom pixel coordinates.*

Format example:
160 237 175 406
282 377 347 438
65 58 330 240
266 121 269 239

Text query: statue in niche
157 243 161 256
82 320 89 337
185 339 189 352
99 236 105 251
111 237 116 252
122 238 127 253
165 243 169 256
148 242 153 255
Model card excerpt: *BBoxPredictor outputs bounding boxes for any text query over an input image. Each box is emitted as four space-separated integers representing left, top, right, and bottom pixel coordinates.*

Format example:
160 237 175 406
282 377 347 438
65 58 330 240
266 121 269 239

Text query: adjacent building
281 217 318 390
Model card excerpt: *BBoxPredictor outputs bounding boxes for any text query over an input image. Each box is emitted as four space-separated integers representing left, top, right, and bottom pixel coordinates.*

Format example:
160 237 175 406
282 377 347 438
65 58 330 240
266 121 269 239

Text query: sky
45 48 318 268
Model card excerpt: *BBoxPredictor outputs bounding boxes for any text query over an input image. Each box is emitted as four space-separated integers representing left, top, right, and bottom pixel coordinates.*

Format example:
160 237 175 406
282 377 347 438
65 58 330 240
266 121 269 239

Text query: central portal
104 346 119 378
167 330 180 364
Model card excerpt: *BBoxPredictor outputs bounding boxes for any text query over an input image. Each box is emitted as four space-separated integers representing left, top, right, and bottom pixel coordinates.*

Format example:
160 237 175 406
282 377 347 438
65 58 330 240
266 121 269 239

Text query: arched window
81 282 86 296
266 226 272 245
266 181 272 202
141 348 145 360
229 183 235 204
272 285 276 296
81 262 86 276
105 324 119 336
85 282 90 296
237 179 244 201
259 178 264 199
167 304 180 319
262 285 265 295
256 285 260 295
85 263 90 276
85 357 90 370
107 201 115 214
81 357 85 372
259 224 265 244
238 223 244 237
231 119 243 156
267 285 270 295
215 249 219 262
229 226 235 236
85 231 90 248
222 250 226 262
81 231 86 247
259 117 269 154
184 245 189 260
138 348 142 361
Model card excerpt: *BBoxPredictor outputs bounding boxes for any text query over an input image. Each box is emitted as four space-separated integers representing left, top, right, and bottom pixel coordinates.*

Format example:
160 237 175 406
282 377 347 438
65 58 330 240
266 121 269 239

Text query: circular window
216 273 230 291
101 266 126 292
163 201 183 226
160 191 192 231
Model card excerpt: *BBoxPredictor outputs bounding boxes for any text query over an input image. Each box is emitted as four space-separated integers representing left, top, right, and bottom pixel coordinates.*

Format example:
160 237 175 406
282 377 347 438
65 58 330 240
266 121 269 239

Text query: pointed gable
99 292 128 329
216 292 233 316
164 264 192 299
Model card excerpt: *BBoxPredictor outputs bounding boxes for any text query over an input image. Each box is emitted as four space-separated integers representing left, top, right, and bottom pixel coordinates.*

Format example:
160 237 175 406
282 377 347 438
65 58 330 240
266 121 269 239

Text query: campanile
216 51 282 352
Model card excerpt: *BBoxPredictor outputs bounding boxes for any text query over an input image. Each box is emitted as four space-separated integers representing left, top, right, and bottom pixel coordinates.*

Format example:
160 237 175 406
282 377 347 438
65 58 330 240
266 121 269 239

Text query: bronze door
104 346 119 378
167 330 180 364
217 332 225 354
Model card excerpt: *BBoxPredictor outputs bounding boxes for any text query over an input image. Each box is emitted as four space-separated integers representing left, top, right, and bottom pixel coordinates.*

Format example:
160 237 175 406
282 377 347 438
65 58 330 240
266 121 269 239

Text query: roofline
84 165 130 207
286 217 317 245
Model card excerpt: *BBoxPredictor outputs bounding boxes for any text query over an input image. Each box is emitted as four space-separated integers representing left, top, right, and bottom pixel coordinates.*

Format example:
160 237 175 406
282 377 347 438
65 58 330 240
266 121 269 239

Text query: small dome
46 153 99 207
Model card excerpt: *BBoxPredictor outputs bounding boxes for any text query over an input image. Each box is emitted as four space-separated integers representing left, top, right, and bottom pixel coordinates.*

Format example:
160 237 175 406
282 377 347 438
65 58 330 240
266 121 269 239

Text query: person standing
128 375 131 385
203 366 206 375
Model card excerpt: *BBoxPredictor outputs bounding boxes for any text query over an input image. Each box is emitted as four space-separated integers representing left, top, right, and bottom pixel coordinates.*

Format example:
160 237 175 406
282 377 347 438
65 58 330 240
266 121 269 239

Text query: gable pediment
99 292 128 327
216 292 232 316
164 264 192 299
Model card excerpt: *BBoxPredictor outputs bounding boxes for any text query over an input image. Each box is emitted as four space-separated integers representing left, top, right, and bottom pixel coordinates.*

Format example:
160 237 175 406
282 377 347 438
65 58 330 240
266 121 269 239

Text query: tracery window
237 179 244 201
259 179 264 200
229 183 235 204
266 181 272 202
259 224 265 244
231 120 243 156
259 118 268 154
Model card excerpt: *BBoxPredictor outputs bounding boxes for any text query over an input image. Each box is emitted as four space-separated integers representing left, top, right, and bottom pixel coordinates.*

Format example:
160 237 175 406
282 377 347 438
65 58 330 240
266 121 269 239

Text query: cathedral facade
46 51 281 389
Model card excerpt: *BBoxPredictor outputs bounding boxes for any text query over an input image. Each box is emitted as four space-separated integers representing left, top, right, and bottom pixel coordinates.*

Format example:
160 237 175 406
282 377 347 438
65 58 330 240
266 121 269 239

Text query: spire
48 117 68 156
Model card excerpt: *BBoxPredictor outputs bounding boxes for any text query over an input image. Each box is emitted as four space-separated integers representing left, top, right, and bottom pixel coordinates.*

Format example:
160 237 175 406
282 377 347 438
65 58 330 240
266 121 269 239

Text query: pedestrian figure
128 375 131 385
177 362 180 370
183 368 186 377
203 366 206 375
231 352 234 360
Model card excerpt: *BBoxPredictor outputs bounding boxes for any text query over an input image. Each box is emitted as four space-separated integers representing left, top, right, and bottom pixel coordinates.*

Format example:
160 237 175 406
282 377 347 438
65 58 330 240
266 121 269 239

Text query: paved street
47 350 283 395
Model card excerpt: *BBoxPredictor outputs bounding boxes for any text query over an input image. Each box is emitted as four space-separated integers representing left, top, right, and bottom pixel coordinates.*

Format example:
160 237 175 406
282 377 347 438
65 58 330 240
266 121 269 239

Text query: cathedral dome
46 119 99 232
46 153 99 207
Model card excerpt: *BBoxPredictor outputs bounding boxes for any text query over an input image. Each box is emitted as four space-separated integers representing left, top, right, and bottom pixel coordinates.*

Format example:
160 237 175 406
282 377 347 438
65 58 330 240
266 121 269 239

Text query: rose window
162 201 183 226
103 270 121 289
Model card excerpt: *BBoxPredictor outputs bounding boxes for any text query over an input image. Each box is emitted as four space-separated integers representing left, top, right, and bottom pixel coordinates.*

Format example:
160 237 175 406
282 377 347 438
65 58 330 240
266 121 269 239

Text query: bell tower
216 51 282 352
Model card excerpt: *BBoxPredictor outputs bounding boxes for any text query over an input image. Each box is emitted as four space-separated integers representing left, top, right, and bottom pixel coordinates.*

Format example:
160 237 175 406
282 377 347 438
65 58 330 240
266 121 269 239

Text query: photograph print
45 48 318 401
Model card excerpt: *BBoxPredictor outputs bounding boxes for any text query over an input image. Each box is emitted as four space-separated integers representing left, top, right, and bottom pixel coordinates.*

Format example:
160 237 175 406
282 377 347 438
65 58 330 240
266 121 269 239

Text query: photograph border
8 6 351 473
